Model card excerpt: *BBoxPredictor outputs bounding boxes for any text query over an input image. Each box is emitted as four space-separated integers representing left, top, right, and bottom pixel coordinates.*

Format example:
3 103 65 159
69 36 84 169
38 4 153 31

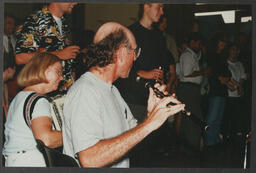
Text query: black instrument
136 77 210 132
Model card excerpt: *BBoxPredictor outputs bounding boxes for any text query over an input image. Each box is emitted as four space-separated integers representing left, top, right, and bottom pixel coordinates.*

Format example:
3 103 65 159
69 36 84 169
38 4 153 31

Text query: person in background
199 39 210 119
15 3 80 90
117 3 176 161
3 52 63 167
221 43 248 140
62 22 185 168
115 3 171 122
157 15 179 63
156 15 177 94
176 32 210 156
4 13 20 102
204 32 234 157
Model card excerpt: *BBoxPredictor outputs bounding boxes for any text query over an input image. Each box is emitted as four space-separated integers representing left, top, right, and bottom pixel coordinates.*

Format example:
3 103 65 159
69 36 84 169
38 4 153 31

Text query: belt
17 150 26 154
4 150 26 157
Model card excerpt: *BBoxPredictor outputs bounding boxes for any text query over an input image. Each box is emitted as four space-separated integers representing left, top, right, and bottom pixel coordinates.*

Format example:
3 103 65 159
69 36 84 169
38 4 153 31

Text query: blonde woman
3 52 63 167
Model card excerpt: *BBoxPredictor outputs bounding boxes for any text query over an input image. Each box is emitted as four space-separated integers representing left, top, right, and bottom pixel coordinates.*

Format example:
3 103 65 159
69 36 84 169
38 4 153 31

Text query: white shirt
178 47 202 84
53 15 63 36
227 60 247 97
3 35 16 53
3 91 51 156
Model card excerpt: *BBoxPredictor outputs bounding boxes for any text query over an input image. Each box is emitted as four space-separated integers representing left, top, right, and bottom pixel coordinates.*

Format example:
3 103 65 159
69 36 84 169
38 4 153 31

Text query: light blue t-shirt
3 91 51 156
62 72 137 168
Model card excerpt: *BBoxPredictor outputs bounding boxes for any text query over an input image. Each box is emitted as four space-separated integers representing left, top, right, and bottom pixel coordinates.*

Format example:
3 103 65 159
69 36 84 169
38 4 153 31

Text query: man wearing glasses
62 22 184 168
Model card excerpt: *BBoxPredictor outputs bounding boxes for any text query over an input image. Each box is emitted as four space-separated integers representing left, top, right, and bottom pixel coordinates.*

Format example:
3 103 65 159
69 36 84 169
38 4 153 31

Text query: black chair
36 139 79 167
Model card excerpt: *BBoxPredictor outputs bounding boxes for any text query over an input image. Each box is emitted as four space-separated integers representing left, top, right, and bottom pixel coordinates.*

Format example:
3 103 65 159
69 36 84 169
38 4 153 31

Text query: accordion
48 93 66 131
23 91 66 131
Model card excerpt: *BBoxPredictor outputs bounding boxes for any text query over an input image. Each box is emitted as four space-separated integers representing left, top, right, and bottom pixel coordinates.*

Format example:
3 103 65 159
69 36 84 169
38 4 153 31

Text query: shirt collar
186 47 201 61
85 72 113 91
227 59 237 65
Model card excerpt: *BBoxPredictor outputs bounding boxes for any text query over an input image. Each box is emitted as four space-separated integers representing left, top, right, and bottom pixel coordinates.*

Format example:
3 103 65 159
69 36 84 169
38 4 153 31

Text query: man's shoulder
24 7 51 25
69 74 101 96
128 22 139 29
128 21 143 34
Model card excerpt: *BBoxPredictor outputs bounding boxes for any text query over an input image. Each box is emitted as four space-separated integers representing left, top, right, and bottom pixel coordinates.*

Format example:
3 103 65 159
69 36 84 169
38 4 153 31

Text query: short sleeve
31 98 51 120
15 16 40 54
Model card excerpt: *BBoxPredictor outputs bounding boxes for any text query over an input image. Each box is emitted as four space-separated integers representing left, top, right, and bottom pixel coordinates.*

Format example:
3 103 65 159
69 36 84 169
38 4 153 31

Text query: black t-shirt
207 51 231 97
115 22 174 105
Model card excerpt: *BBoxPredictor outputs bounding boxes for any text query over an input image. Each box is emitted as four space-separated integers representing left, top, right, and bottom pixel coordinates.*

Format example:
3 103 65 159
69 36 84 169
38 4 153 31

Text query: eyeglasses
130 47 141 59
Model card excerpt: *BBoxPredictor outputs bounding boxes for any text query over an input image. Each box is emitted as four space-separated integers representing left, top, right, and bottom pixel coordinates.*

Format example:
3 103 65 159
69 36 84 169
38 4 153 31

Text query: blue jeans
205 96 226 146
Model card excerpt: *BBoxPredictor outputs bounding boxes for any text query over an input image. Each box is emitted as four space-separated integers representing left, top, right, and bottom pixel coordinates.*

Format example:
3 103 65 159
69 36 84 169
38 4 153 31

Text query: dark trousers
176 82 203 151
222 97 249 136
128 103 172 167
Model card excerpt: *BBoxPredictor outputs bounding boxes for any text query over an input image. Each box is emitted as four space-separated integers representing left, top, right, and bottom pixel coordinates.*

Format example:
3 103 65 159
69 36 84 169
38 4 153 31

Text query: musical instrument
136 78 210 131
47 91 67 131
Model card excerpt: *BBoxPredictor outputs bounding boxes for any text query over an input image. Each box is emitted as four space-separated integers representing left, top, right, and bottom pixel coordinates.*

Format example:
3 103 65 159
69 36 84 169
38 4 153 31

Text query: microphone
135 76 210 132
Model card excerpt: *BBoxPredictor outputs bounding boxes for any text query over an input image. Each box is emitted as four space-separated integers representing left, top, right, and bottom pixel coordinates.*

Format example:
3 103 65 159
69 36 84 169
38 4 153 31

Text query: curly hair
85 29 130 70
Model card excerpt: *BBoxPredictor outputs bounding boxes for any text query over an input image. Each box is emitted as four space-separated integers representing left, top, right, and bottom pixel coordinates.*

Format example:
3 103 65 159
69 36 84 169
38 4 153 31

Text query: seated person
2 52 63 167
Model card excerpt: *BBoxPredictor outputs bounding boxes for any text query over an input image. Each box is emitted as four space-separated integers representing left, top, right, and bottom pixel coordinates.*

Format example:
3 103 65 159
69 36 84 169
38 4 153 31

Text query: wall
84 3 139 32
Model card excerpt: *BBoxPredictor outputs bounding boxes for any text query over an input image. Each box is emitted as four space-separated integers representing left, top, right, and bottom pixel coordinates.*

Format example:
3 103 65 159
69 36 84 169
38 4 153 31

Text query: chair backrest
36 139 79 167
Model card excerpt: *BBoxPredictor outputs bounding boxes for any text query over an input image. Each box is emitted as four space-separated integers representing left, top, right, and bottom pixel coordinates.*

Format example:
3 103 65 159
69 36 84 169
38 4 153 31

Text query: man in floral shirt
15 3 80 89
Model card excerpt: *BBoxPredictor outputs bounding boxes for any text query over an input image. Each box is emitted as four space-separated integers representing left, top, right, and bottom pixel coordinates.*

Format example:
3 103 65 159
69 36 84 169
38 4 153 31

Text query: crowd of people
2 2 251 168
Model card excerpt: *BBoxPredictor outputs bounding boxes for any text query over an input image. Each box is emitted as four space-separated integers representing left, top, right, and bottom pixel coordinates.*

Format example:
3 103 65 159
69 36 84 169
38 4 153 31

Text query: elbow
40 135 52 148
79 158 103 168
39 133 59 148
78 152 105 168
15 54 25 65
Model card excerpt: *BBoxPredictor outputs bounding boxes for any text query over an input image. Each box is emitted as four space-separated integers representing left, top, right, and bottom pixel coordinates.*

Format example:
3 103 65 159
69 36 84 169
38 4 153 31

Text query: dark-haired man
15 3 80 89
176 32 210 154
62 22 185 168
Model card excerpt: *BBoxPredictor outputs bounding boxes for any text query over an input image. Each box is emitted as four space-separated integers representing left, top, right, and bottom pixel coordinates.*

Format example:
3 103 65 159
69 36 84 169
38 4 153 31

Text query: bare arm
3 67 16 82
31 116 62 148
137 69 164 83
78 119 151 167
78 91 184 167
16 52 40 65
166 64 176 93
15 46 80 64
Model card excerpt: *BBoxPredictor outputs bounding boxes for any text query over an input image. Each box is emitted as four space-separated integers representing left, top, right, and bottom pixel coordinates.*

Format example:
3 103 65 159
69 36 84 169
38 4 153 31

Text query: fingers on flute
154 83 166 92
157 97 177 108
167 104 185 115
149 87 154 97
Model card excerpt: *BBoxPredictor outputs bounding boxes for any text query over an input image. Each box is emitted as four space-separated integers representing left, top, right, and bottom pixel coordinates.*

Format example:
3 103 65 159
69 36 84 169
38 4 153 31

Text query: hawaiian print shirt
16 6 74 89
